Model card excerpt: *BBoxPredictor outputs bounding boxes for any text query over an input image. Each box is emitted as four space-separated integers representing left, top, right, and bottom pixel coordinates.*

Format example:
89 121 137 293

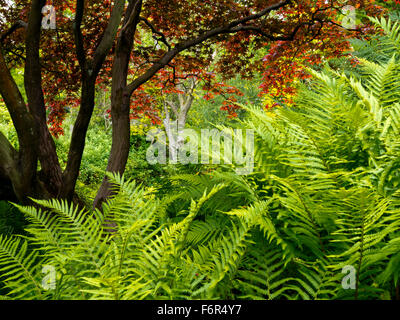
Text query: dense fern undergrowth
1 17 400 300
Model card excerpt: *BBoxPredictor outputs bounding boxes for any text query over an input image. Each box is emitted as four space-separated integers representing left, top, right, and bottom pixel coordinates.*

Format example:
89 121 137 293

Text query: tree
0 0 383 207
129 65 243 163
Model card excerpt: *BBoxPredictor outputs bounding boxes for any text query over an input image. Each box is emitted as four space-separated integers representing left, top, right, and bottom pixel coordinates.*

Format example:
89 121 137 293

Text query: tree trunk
93 0 142 209
0 42 39 202
93 97 131 209
61 78 96 200
164 79 196 162
24 0 63 197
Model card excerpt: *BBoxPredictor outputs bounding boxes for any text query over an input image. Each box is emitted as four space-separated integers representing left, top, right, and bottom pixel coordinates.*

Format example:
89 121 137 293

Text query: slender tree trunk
93 0 142 209
93 97 131 208
0 41 39 202
61 78 96 200
164 79 196 161
24 0 63 197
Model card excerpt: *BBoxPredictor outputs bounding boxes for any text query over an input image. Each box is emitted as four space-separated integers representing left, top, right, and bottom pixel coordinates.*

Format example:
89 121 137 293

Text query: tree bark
61 0 127 200
93 0 142 209
164 79 197 161
24 0 63 196
61 78 96 199
0 43 39 202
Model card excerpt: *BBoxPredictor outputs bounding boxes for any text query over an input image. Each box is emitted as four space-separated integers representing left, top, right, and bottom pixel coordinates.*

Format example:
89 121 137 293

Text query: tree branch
125 0 291 95
229 23 303 41
121 0 143 36
139 17 171 50
0 20 27 43
91 0 126 75
73 0 86 71
0 46 33 143
166 100 178 118
25 0 64 194
0 44 38 197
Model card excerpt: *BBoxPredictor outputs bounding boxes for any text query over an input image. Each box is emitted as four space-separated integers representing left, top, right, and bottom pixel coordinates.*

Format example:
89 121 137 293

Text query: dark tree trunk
0 173 18 202
61 78 96 200
24 0 63 197
0 45 39 203
93 98 131 209
93 0 142 209
61 0 127 201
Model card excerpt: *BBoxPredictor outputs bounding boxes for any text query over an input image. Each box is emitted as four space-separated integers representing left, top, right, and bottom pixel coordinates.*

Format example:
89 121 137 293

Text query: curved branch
125 0 292 95
73 0 86 71
139 17 171 50
0 21 27 43
91 0 126 75
25 0 63 195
